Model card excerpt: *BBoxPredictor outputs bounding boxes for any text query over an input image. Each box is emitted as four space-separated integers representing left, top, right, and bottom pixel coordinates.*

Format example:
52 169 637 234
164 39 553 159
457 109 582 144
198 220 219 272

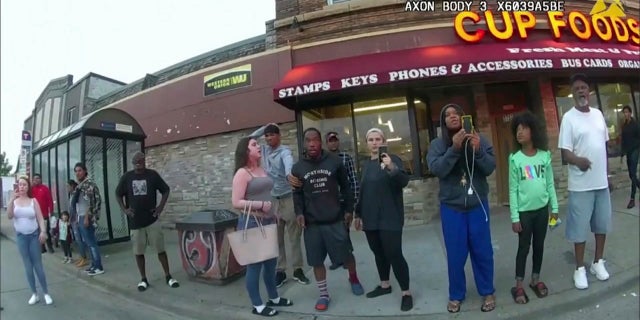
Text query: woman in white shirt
7 176 53 305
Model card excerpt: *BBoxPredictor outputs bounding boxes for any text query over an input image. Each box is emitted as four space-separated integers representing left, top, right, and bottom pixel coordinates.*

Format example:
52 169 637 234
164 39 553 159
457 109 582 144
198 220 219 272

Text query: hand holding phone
461 115 474 133
378 145 388 163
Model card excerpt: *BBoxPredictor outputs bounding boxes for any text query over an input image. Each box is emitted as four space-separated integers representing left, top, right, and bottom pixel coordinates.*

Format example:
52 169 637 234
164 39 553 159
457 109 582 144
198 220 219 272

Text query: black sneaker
366 285 392 298
275 271 287 288
401 295 413 311
292 268 310 285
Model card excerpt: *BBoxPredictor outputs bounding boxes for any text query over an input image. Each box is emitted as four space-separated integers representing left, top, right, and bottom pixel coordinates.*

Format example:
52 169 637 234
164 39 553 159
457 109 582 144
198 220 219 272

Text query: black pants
515 206 549 280
60 240 72 258
365 230 410 291
41 218 53 251
627 148 640 198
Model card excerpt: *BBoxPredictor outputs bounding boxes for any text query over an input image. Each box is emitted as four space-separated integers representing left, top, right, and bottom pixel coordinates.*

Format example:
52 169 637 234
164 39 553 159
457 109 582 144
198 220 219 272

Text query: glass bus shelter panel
85 136 109 242
105 138 129 240
57 142 69 215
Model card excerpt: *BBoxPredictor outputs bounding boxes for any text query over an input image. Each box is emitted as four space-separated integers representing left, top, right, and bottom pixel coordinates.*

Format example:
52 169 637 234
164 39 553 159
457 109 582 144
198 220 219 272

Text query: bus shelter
31 108 145 245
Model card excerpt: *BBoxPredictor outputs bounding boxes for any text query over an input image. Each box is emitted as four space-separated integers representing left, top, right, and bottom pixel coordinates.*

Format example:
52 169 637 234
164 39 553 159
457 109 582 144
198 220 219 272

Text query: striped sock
317 279 329 298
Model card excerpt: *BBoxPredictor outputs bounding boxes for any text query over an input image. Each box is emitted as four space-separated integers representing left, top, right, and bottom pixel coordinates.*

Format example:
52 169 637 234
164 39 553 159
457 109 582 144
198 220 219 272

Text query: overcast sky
1 0 275 169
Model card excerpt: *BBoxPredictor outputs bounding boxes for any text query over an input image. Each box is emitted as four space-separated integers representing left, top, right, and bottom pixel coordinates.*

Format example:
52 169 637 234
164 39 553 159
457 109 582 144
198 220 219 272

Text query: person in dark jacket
292 128 361 312
426 104 497 313
354 128 413 312
621 105 640 209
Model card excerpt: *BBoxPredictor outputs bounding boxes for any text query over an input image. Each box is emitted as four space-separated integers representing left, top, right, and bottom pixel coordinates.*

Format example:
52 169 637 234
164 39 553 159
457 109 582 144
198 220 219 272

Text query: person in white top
558 74 612 290
6 176 54 305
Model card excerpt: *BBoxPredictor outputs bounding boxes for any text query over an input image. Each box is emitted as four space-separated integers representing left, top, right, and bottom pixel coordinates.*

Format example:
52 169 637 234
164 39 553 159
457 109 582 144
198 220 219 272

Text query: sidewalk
1 189 638 320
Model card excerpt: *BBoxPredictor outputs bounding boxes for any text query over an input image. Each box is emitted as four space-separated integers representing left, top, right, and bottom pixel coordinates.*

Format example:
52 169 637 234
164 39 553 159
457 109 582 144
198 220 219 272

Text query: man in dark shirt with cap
325 131 360 270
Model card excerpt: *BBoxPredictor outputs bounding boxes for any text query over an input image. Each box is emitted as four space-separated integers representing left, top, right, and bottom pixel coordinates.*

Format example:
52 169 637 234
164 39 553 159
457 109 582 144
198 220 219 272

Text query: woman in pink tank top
7 176 53 305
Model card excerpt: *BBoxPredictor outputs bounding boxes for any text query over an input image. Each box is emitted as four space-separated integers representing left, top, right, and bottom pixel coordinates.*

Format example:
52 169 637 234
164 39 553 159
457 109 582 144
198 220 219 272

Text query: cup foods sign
454 11 639 45
276 45 639 99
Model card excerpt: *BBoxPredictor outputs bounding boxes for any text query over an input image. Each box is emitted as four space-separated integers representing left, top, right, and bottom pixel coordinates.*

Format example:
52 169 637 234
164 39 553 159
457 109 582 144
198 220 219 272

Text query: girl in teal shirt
508 111 559 304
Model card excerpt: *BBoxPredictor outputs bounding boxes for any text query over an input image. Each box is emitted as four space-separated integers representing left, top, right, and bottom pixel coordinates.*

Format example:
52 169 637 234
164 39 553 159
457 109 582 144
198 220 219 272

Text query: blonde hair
365 128 386 142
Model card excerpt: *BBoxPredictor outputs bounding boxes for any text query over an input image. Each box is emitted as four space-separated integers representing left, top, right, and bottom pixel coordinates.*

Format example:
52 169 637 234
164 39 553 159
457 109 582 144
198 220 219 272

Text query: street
550 280 639 320
0 238 189 320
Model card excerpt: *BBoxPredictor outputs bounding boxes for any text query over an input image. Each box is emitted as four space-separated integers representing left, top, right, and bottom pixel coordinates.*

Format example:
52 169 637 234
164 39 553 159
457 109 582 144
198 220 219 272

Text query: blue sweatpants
441 201 495 301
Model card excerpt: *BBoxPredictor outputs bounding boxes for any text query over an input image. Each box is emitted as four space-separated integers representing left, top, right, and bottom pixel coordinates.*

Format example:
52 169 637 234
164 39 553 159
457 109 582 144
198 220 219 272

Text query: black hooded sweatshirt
292 150 353 225
621 117 640 156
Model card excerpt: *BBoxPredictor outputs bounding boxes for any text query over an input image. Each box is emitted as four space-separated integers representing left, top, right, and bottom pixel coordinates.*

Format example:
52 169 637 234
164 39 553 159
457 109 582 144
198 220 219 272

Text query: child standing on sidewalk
508 111 559 304
58 211 73 263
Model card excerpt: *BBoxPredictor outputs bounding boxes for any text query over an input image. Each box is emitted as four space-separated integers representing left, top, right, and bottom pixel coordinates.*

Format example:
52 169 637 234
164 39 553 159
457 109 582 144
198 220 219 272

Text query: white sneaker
590 259 610 281
28 294 39 305
573 267 589 290
44 294 53 305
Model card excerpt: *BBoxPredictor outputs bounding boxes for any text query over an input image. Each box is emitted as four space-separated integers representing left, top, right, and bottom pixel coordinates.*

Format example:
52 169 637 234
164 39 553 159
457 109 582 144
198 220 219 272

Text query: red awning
273 40 639 102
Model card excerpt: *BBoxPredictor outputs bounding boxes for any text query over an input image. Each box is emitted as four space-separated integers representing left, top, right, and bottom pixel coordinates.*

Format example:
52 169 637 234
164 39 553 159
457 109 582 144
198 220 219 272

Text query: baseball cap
325 131 339 141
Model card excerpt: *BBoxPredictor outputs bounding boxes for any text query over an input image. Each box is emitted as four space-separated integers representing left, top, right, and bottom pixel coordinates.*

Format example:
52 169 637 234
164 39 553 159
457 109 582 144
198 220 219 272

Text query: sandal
137 280 149 292
511 287 529 304
529 281 549 298
252 306 278 317
266 297 293 307
481 295 496 312
315 296 330 311
447 300 461 313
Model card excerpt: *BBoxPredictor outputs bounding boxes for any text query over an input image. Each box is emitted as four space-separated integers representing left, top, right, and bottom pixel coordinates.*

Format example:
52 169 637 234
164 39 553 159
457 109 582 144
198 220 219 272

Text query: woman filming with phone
426 104 497 313
354 128 413 312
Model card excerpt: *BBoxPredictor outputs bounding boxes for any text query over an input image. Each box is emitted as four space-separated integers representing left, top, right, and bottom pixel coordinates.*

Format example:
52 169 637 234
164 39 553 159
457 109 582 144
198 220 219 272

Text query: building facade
27 0 640 228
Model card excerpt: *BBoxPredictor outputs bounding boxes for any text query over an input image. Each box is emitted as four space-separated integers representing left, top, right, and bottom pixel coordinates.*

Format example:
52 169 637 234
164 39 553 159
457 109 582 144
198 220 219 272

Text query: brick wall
145 122 299 226
145 119 450 227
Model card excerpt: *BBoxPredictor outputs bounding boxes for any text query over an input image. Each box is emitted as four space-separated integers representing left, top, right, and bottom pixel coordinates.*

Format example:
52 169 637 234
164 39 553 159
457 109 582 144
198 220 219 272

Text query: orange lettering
568 11 591 41
513 12 536 39
547 11 567 40
627 18 640 46
592 15 613 42
454 12 484 43
610 17 629 43
485 11 514 40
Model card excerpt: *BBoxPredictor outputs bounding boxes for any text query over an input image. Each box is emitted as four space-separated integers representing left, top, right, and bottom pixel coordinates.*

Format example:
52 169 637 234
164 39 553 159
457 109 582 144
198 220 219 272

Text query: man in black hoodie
292 127 361 312
426 103 497 313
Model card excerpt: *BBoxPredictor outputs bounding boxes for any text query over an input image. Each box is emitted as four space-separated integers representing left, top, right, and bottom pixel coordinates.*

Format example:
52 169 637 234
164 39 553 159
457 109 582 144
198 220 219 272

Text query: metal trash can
176 209 245 285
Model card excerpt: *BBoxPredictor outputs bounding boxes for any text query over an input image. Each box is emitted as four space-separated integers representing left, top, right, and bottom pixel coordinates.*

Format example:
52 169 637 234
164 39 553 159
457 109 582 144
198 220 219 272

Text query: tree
0 152 14 176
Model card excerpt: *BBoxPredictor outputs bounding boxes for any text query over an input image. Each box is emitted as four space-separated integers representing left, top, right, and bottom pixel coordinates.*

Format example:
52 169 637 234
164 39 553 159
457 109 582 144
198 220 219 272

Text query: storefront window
31 153 41 179
598 83 634 157
353 97 413 174
414 100 431 175
301 104 358 168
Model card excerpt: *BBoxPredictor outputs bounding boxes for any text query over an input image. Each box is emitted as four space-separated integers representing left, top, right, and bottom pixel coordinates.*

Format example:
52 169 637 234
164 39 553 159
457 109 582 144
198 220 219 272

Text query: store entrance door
485 82 530 206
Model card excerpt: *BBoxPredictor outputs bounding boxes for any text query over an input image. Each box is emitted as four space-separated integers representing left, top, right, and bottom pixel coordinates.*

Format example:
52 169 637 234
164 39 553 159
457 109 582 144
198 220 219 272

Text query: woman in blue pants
427 104 497 313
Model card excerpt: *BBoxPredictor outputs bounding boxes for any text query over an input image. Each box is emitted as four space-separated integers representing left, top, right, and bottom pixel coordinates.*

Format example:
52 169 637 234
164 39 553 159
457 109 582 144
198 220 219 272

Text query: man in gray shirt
250 123 309 287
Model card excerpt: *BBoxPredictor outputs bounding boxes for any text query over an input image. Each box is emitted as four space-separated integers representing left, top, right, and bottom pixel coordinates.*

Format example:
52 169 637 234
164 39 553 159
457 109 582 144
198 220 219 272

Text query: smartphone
461 115 474 133
378 145 388 163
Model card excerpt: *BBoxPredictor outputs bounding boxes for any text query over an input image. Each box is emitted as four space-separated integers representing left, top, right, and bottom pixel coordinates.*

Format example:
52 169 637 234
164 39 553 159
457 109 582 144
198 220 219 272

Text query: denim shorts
565 188 612 243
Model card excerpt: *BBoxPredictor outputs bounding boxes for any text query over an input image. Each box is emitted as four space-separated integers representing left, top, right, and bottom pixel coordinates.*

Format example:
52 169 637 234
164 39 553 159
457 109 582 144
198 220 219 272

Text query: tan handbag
227 202 279 266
